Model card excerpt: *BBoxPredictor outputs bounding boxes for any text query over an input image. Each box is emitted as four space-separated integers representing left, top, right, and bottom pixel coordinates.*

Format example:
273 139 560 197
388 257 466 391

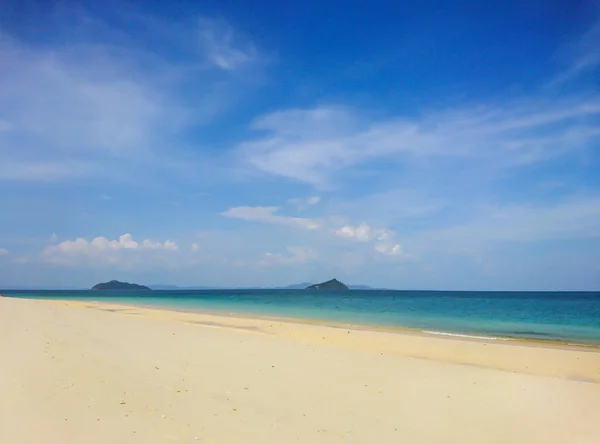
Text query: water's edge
4 289 600 345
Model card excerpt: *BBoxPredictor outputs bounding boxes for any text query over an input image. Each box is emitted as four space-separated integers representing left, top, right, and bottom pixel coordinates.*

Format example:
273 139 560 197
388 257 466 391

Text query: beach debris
155 366 160 370
119 400 126 405
232 408 238 411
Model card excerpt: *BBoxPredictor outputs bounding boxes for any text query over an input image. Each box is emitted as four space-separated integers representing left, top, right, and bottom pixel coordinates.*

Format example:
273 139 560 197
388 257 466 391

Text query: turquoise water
3 289 600 345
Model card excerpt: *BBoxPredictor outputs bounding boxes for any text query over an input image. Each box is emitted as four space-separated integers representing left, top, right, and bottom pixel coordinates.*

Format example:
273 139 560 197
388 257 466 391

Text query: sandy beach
1 297 599 444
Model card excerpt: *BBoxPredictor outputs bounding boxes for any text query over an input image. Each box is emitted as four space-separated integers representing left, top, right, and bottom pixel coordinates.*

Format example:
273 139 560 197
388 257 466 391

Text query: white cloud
418 196 600 246
92 233 139 250
49 233 58 242
222 203 404 258
142 239 160 250
191 242 201 252
333 223 402 256
334 223 393 242
550 19 600 85
198 18 257 70
221 206 320 230
0 161 99 182
41 233 179 265
334 223 375 241
374 243 402 256
0 248 8 255
288 196 321 210
163 240 179 251
260 246 318 265
239 98 600 186
142 239 179 251
0 7 264 183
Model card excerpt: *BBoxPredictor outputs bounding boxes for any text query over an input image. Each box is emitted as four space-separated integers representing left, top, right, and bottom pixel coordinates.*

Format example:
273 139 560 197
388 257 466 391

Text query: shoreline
6 294 600 350
111 300 600 351
2 296 600 444
43 298 600 381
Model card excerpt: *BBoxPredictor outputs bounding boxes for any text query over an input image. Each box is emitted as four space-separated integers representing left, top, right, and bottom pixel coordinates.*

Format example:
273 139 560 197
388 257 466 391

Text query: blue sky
1 0 599 290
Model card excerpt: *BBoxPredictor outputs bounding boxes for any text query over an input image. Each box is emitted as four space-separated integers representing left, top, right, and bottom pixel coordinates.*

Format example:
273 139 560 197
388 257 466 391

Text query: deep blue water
3 289 600 345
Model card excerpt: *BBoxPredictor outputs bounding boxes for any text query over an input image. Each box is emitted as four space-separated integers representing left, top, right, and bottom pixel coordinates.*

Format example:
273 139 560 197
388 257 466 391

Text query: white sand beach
1 297 599 444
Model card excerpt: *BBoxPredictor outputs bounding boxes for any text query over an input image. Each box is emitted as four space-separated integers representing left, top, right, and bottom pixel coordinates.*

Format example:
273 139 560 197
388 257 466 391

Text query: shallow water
4 289 600 345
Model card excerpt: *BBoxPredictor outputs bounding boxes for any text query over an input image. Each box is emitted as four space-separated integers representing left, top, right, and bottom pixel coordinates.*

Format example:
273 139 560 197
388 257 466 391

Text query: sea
3 289 600 345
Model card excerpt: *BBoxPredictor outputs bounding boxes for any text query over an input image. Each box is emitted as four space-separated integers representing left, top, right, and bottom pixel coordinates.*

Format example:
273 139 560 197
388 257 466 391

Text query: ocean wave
422 330 509 341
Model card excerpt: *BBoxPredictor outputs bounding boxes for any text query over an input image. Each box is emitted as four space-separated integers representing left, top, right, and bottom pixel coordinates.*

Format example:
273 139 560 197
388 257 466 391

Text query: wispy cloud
288 196 321 210
0 248 9 256
417 196 600 247
0 7 264 183
0 160 99 182
260 246 318 265
551 18 600 86
198 17 257 70
239 96 600 187
222 202 405 257
221 206 321 230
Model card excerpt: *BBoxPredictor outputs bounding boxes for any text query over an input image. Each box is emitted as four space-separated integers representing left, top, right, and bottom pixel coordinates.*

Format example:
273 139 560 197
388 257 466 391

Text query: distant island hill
91 280 151 291
91 279 353 291
305 279 349 290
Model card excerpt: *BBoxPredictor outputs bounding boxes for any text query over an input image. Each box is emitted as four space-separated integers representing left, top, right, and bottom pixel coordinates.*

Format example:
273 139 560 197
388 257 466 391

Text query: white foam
422 330 509 341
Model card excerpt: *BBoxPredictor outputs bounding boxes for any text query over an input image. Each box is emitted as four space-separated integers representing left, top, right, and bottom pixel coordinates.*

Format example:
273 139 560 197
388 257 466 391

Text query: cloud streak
260 246 318 265
551 18 600 85
288 196 321 211
239 97 600 187
417 196 600 247
198 17 257 70
0 7 263 182
221 206 321 230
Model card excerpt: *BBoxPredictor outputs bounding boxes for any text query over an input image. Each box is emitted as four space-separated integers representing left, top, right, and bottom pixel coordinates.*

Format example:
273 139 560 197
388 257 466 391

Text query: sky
0 0 599 290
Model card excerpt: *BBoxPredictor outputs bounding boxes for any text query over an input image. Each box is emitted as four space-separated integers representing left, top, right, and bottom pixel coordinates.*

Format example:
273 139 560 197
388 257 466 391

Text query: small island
306 279 349 290
91 280 150 291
